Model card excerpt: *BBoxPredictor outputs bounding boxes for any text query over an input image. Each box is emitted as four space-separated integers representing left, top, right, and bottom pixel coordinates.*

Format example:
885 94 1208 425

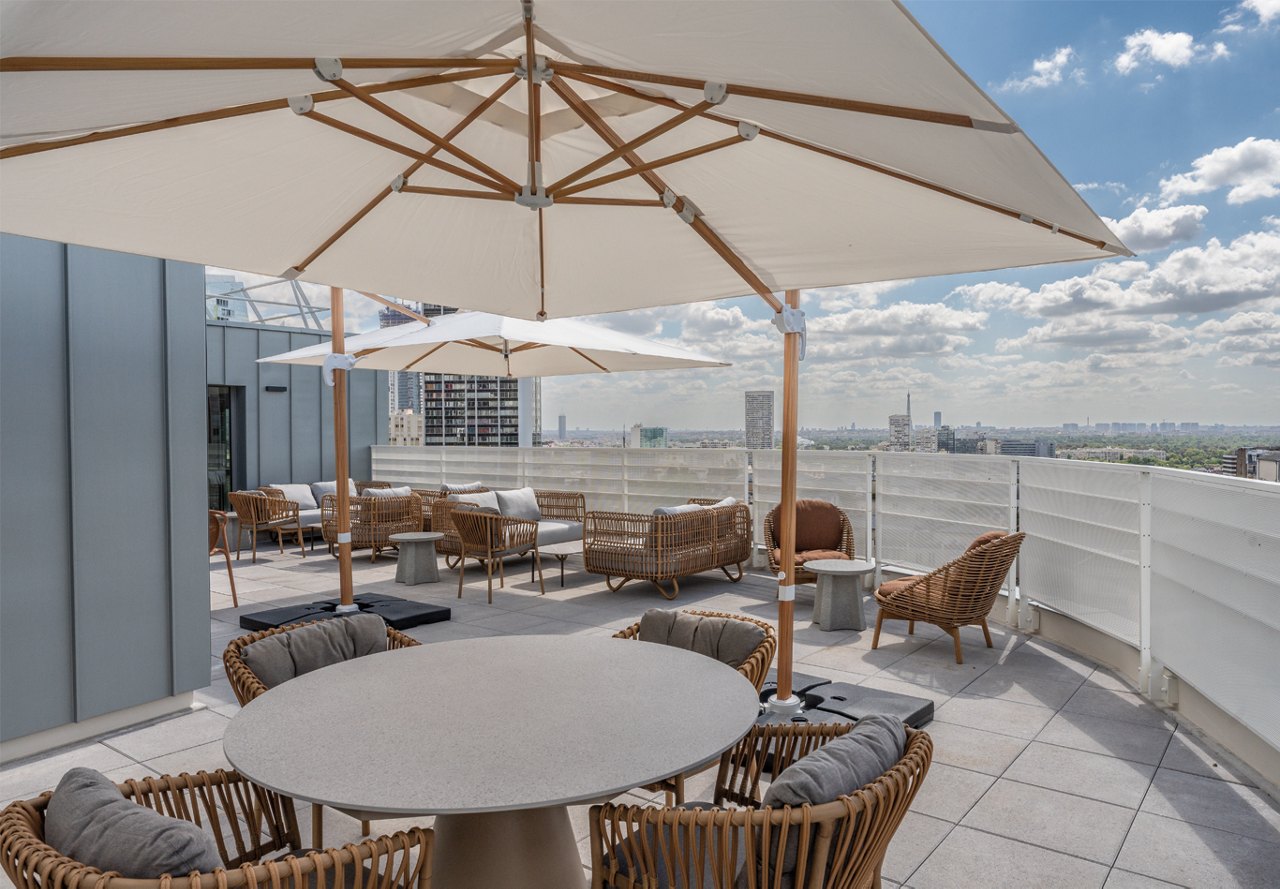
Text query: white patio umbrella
0 0 1128 710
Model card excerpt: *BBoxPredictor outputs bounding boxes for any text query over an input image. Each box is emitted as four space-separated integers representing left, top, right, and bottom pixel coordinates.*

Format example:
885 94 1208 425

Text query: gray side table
390 531 443 584
807 558 876 631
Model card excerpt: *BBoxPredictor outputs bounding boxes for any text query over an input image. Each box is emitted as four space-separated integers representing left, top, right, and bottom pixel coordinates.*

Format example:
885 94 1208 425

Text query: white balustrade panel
751 450 871 556
371 446 445 489
624 448 749 515
521 447 627 513
1150 471 1280 752
876 453 1012 573
1018 458 1141 644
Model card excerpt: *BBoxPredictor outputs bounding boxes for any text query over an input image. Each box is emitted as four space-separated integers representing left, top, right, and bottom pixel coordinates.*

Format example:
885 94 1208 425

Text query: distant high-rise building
628 423 667 448
388 410 425 446
998 439 1056 458
918 427 939 453
558 414 567 441
1062 423 1080 433
936 425 956 453
933 411 942 429
888 414 911 451
1180 422 1200 433
1158 422 1176 433
379 306 424 415
206 273 250 322
745 390 775 449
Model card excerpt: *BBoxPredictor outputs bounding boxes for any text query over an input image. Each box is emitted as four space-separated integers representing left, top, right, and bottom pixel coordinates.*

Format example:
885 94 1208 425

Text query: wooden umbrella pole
331 286 355 609
776 288 802 704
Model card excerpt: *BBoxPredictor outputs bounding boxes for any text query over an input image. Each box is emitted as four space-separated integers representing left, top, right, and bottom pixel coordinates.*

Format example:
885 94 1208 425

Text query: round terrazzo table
223 635 761 889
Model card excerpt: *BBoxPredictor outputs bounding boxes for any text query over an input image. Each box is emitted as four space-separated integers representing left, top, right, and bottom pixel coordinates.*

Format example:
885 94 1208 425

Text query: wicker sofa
584 497 751 599
431 487 586 567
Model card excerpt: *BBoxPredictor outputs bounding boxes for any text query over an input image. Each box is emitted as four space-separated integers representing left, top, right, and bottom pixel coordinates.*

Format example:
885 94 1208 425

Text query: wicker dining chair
453 506 545 603
764 499 856 585
0 769 433 889
223 618 420 845
589 722 932 889
227 490 305 563
208 509 237 607
872 531 1026 664
613 609 777 804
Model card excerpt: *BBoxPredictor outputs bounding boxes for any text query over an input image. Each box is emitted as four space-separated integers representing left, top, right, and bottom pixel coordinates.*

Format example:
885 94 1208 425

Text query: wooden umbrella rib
537 207 548 319
404 341 451 371
555 135 745 199
546 101 713 195
331 77 520 192
0 68 498 161
0 56 517 72
555 196 665 206
550 61 987 129
399 185 509 201
524 11 541 170
571 348 610 373
354 291 433 324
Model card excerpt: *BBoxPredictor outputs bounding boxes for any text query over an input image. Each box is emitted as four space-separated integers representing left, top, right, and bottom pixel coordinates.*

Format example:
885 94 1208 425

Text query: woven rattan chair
0 769 432 889
764 499 856 585
872 531 1026 664
584 499 751 599
589 723 932 889
228 490 304 563
321 491 422 562
208 509 237 607
430 489 583 565
614 609 777 803
224 619 420 843
453 506 545 602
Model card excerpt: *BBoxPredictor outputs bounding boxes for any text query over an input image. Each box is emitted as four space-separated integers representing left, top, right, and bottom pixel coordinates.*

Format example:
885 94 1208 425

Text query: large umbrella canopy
257 309 728 377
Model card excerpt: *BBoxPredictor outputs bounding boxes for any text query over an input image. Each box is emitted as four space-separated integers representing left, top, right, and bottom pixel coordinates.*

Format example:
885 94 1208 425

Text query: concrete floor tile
856 674 955 711
961 779 1135 863
934 693 1056 740
144 740 232 777
1140 768 1280 845
923 721 1029 777
882 811 953 884
1103 869 1184 888
1003 742 1156 809
1160 729 1256 786
909 826 1108 889
1085 667 1138 693
1036 712 1173 767
465 609 561 632
1063 686 1176 731
0 742 134 801
875 652 993 695
908 762 995 823
999 645 1096 684
1115 812 1280 889
961 666 1084 710
799 641 910 677
101 709 230 762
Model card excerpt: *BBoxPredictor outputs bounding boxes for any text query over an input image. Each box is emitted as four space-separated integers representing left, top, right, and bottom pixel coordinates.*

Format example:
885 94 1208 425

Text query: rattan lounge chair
872 530 1026 664
320 490 423 562
0 769 432 889
589 722 932 889
227 490 304 563
764 498 856 585
453 506 545 602
208 509 237 606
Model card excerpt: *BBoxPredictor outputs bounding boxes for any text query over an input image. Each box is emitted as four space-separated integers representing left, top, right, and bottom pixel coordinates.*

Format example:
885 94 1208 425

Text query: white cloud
807 280 913 312
998 316 1194 353
1244 0 1280 25
1158 137 1280 205
996 46 1085 92
1194 311 1280 367
807 301 987 362
1114 29 1229 75
1074 181 1129 195
1103 204 1209 252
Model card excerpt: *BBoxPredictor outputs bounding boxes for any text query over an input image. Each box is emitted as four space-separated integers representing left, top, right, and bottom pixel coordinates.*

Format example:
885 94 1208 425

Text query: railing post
1138 470 1153 695
867 454 878 588
870 454 881 581
1006 458 1020 627
621 446 630 513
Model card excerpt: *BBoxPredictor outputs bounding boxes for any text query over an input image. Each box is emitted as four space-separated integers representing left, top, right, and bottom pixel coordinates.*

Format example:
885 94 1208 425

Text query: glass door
207 385 233 509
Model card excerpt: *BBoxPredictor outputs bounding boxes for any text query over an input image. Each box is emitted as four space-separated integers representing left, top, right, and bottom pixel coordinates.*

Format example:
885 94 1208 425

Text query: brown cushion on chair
966 530 1008 551
772 549 849 566
793 500 845 551
877 576 925 597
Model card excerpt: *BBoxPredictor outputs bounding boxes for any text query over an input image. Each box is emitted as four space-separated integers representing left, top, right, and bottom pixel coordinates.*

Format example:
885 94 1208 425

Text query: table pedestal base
433 806 587 889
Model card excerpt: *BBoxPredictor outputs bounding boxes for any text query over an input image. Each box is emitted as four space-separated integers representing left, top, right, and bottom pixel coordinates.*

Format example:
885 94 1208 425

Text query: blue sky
528 0 1280 431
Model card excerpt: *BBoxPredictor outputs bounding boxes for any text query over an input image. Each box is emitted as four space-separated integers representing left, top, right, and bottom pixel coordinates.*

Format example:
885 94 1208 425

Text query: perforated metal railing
371 445 1280 753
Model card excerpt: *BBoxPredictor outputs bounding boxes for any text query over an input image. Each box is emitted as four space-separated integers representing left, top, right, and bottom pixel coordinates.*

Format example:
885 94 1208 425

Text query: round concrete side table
223 635 759 889
389 531 443 585
806 558 876 631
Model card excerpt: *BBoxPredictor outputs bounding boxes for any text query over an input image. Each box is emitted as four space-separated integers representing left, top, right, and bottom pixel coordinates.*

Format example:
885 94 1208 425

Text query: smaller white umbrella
259 309 729 376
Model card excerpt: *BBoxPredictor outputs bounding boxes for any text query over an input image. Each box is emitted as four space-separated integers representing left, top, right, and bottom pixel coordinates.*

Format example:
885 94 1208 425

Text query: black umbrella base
239 593 451 632
758 669 933 729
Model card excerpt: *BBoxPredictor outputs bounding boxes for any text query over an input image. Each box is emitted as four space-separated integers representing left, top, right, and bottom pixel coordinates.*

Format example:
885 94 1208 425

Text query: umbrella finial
773 304 807 361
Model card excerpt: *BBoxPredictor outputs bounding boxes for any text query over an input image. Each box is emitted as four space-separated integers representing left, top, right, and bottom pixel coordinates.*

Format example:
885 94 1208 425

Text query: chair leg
486 560 494 604
296 524 305 557
981 618 994 648
311 802 324 849
361 819 371 837
457 551 467 598
908 620 915 635
276 527 285 555
534 548 545 595
871 609 884 650
251 527 259 564
673 773 686 805
498 556 505 589
222 550 238 608
948 627 964 665
235 526 243 561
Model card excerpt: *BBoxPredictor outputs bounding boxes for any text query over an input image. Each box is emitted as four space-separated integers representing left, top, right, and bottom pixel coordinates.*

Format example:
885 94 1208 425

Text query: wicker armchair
0 769 432 889
872 531 1025 664
453 507 545 602
589 723 932 889
584 499 751 599
228 490 304 563
209 509 237 606
430 489 584 566
614 609 777 803
321 491 423 562
764 499 856 584
224 619 420 844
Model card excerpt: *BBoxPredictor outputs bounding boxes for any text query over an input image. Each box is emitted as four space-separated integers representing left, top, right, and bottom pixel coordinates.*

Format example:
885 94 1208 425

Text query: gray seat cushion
365 485 412 499
241 613 389 689
653 503 705 517
297 508 322 526
536 519 583 546
46 768 223 877
448 490 500 511
638 609 766 668
268 483 319 509
496 487 541 521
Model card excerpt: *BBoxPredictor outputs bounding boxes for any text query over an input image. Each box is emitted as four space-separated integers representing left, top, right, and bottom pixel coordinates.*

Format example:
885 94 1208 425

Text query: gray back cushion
448 490 500 511
653 503 705 517
241 613 389 688
268 483 318 509
764 715 906 807
310 480 358 504
638 609 765 668
496 487 541 521
443 481 485 493
46 768 223 877
365 485 412 499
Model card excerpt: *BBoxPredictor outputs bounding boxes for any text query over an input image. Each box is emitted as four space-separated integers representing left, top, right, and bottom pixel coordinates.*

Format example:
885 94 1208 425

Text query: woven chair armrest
716 721 856 805
263 498 300 521
257 487 286 500
612 621 642 640
387 627 421 649
536 490 586 522
496 514 538 549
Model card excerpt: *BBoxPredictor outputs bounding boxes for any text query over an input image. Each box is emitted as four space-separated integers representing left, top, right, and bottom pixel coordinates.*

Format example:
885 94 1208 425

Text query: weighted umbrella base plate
807 682 933 729
240 596 450 632
759 668 834 702
238 604 339 632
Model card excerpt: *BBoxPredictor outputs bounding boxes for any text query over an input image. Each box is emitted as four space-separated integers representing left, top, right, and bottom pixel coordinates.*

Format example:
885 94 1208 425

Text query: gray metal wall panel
288 332 322 483
165 263 212 696
0 236 77 739
222 328 260 487
256 330 292 485
65 247 173 719
205 325 224 382
349 370 377 481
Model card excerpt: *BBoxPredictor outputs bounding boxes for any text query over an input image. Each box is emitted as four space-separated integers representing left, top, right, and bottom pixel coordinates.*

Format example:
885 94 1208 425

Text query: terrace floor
3 544 1278 888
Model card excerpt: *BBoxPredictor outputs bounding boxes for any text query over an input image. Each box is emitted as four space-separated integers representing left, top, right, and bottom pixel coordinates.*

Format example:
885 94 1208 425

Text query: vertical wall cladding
0 235 209 739
204 322 387 489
